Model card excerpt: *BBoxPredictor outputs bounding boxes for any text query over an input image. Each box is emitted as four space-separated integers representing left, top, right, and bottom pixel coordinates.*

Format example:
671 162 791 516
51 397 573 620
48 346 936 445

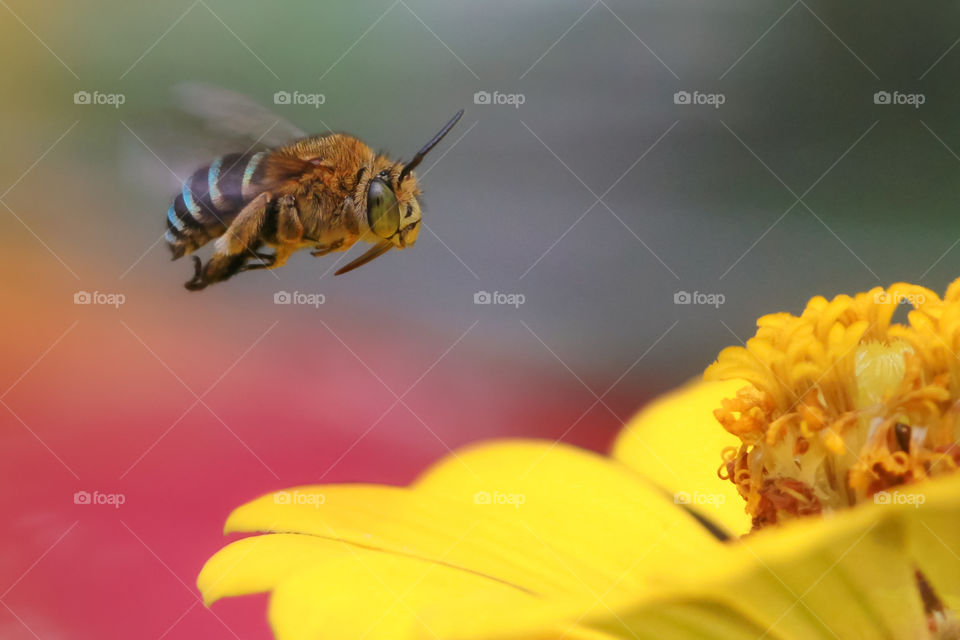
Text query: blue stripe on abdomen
166 151 259 250
241 152 267 200
182 182 201 218
210 153 247 210
167 204 185 232
208 156 226 211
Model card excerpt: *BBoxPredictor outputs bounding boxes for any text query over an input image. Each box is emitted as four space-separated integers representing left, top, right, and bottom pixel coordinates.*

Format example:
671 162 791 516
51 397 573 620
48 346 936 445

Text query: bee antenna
399 109 464 183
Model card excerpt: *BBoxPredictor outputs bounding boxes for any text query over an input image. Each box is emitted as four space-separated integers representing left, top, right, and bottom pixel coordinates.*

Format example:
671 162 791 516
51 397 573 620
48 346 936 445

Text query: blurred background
2 0 960 637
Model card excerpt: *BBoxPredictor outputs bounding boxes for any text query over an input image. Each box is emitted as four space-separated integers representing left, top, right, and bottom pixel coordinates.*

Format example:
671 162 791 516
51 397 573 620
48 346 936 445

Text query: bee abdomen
165 151 269 258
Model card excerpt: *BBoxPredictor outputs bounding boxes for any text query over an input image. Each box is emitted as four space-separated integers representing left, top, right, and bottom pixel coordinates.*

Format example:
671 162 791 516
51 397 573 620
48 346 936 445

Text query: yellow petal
202 439 958 639
414 440 722 591
224 442 719 601
199 532 609 639
199 533 349 605
200 532 618 639
585 497 928 640
224 485 585 597
436 491 930 639
432 492 932 640
267 551 613 640
612 379 752 537
902 473 960 612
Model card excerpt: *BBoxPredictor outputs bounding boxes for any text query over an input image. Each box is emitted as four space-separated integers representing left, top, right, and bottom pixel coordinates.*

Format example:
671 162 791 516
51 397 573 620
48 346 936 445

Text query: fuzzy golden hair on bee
162 100 464 290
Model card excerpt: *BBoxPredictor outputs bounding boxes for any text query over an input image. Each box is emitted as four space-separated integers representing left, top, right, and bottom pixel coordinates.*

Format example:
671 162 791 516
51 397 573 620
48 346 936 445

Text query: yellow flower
199 281 960 639
706 281 960 530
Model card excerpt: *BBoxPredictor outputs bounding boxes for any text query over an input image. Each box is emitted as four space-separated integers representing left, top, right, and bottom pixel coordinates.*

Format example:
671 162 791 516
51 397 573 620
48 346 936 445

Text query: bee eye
405 204 414 219
366 179 400 238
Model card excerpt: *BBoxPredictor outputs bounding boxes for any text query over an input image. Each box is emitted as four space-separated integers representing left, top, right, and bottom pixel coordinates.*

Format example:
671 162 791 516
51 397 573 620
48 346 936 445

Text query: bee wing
119 84 307 198
174 82 308 148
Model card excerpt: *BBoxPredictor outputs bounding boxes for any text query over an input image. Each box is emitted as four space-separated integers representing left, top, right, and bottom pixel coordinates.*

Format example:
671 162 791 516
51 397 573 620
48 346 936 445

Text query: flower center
854 339 911 409
705 282 960 530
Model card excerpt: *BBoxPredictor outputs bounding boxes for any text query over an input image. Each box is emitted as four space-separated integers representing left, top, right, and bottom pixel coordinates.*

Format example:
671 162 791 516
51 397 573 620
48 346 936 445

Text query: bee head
335 110 463 276
362 109 463 250
362 166 421 249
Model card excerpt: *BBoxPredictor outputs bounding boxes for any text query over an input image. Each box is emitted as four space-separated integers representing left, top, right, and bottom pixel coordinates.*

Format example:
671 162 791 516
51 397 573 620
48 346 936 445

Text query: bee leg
185 256 207 290
219 192 272 255
238 252 276 272
185 254 247 291
275 194 304 244
311 238 346 257
268 246 294 269
237 196 302 271
183 193 272 290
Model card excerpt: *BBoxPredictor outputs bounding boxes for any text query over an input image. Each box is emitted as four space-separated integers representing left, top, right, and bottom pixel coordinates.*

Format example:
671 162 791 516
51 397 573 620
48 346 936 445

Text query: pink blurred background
0 247 649 638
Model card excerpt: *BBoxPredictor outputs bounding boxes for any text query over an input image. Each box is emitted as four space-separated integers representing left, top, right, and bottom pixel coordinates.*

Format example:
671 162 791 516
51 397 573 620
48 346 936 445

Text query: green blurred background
5 1 960 382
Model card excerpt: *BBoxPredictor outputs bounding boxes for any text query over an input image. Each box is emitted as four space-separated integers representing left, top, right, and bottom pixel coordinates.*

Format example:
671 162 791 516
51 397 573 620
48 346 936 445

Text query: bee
163 87 463 290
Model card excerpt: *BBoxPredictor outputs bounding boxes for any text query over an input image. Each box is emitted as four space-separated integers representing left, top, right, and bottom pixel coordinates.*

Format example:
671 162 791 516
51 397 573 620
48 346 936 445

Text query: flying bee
162 86 463 290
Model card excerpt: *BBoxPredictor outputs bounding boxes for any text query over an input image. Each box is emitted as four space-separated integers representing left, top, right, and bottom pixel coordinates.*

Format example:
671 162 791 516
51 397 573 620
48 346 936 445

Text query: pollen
706 280 960 530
